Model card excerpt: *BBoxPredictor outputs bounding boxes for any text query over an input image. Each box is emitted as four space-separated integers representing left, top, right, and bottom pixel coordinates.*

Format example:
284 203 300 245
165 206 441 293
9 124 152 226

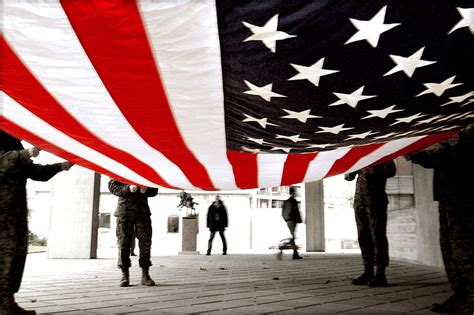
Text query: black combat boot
141 268 155 286
292 250 303 259
120 267 130 287
431 288 468 313
368 265 388 287
352 264 374 285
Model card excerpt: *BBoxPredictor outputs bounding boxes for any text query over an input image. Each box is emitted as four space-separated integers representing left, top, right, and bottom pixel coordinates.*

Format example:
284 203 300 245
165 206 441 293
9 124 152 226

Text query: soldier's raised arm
139 186 158 197
108 179 132 196
24 160 73 182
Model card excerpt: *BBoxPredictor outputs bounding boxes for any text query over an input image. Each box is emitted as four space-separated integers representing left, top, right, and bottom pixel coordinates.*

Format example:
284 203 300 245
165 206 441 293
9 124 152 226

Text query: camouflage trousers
354 204 389 268
116 215 152 269
0 211 28 305
438 201 474 297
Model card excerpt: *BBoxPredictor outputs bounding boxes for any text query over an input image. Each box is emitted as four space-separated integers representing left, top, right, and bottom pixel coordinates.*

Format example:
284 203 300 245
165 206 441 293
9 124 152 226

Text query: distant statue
177 191 198 216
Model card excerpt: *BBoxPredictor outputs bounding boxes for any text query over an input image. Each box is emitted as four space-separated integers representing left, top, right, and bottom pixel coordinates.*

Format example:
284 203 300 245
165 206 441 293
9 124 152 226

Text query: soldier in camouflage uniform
0 131 74 315
407 126 474 314
345 160 396 287
108 179 158 287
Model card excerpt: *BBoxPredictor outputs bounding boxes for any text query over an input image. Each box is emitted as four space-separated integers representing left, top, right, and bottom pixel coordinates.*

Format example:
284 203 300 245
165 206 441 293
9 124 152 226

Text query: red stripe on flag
0 117 138 186
60 0 216 190
1 38 176 189
373 132 457 166
325 143 384 177
226 150 258 189
281 153 318 186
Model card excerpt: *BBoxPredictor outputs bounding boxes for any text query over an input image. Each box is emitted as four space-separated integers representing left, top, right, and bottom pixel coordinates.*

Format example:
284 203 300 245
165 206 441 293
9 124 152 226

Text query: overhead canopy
1 0 473 190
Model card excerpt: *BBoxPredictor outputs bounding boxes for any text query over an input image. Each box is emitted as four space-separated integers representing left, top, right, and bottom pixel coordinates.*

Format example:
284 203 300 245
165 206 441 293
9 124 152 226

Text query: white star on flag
396 130 417 138
243 80 287 102
345 6 400 48
437 113 462 123
242 114 278 128
362 105 403 119
288 58 339 87
242 14 296 53
246 137 265 145
241 147 260 153
413 128 435 135
416 76 463 97
449 8 474 34
373 132 398 140
307 143 332 149
329 86 376 108
270 147 292 153
390 112 427 125
275 134 309 143
345 130 378 141
384 47 436 77
446 112 470 122
440 125 462 131
414 115 444 125
461 99 474 107
440 91 474 106
316 124 354 134
281 109 321 123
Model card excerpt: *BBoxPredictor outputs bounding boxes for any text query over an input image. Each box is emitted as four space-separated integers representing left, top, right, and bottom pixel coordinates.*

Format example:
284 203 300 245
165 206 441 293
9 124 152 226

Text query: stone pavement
16 252 452 314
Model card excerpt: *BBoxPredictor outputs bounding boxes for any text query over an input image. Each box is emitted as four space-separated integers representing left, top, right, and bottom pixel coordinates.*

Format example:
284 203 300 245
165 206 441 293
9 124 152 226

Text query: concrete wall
387 165 443 267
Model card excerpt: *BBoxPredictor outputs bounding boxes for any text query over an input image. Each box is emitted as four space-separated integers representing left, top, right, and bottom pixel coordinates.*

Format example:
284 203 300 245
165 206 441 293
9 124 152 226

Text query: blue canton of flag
219 1 474 153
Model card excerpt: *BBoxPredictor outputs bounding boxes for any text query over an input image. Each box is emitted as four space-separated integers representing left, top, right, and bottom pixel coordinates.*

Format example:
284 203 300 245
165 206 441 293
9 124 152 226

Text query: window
387 157 415 210
167 215 179 233
272 200 284 208
99 213 110 228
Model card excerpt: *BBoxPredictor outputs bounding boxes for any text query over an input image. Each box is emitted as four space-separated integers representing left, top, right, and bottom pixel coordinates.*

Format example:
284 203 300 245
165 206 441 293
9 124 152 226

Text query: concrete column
305 180 325 252
412 165 443 267
48 167 100 259
179 216 199 255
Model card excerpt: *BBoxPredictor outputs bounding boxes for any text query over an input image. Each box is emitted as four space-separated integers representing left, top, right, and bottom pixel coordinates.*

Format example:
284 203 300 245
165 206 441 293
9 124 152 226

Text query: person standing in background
282 186 303 260
206 196 228 256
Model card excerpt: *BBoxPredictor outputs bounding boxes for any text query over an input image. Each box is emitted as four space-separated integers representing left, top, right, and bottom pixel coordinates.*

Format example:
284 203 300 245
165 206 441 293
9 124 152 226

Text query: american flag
1 0 473 191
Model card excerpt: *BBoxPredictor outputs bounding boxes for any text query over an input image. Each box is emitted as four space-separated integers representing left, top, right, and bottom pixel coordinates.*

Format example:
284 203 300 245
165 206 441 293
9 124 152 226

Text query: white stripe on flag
345 137 425 173
139 0 238 190
257 153 288 188
2 93 157 187
3 0 195 189
303 147 352 182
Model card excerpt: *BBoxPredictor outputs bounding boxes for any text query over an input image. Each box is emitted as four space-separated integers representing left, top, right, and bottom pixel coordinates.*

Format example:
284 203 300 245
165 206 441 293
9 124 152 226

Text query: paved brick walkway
16 253 451 314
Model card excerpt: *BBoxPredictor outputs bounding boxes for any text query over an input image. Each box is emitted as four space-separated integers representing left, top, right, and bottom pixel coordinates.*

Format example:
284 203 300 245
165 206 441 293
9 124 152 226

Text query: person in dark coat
206 195 228 255
282 186 303 259
108 179 158 287
0 131 74 315
345 160 396 287
406 126 474 314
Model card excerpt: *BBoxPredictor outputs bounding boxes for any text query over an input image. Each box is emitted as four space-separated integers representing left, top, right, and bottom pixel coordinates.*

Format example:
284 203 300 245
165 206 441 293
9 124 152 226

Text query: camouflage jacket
346 161 397 208
108 179 158 217
409 133 473 203
0 149 63 215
